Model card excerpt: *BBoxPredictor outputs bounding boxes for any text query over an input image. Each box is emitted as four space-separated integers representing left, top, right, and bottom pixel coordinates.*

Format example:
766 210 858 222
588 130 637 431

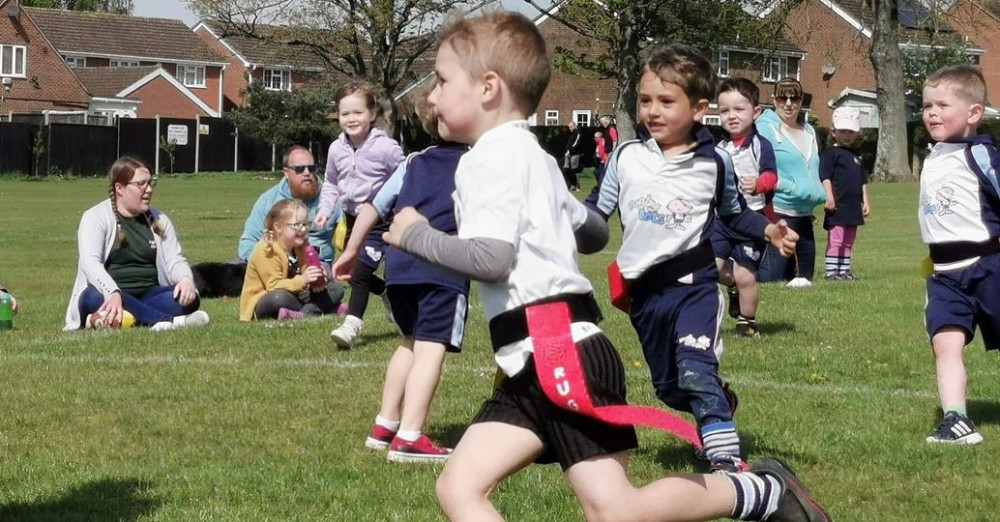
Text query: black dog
191 261 246 298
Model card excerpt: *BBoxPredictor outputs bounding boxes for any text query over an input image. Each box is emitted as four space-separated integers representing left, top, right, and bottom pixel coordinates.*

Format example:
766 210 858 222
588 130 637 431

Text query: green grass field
1 173 998 521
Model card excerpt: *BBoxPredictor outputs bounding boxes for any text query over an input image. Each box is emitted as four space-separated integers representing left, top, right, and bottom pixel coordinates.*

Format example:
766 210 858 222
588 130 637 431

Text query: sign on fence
167 124 189 145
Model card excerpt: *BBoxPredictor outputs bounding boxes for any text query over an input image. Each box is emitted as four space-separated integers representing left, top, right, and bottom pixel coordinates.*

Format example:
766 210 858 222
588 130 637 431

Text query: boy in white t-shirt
384 11 829 522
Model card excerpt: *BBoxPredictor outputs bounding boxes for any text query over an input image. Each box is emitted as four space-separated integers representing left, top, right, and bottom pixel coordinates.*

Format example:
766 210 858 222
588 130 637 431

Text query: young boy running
591 45 796 474
384 11 830 522
919 65 1000 445
712 78 779 337
332 92 469 462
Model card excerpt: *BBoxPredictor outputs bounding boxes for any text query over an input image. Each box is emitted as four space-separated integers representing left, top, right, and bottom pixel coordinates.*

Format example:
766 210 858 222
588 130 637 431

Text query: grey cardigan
63 199 194 330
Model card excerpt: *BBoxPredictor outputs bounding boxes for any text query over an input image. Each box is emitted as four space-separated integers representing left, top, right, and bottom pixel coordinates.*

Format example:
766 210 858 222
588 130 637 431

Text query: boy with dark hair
384 12 830 522
712 77 779 337
920 64 1000 445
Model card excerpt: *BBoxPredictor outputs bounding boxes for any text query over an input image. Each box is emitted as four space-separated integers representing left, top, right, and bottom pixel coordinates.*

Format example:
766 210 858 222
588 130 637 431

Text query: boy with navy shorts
711 78 779 338
332 93 469 462
384 12 829 522
919 65 1000 445
590 46 800 474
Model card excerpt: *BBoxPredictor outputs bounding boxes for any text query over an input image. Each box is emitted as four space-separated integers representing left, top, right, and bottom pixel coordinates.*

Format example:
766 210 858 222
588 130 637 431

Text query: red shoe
365 424 397 451
386 434 451 463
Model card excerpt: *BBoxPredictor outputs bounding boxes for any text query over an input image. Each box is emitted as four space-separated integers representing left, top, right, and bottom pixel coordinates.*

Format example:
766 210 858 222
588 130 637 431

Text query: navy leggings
79 285 200 327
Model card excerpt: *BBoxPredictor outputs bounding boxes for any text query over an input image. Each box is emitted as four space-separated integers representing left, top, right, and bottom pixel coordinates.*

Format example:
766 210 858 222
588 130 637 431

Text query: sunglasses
127 178 158 189
775 95 802 103
285 164 318 174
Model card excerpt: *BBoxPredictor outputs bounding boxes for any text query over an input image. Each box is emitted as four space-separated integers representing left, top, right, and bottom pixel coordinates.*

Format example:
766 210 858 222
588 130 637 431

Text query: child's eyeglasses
285 222 310 231
128 178 158 189
775 95 802 103
286 164 318 174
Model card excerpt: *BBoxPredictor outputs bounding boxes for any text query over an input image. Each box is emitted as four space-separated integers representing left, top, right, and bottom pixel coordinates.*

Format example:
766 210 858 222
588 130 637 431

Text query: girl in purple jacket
315 81 405 348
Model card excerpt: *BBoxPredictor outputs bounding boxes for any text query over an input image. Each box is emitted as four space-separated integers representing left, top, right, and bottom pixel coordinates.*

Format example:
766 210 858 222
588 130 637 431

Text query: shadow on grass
430 423 470 448
755 321 796 336
640 429 817 474
0 477 161 521
351 331 399 349
967 399 1000 427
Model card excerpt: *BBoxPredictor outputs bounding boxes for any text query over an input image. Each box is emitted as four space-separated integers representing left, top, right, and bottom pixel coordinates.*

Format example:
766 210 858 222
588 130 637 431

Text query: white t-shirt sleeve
455 153 523 245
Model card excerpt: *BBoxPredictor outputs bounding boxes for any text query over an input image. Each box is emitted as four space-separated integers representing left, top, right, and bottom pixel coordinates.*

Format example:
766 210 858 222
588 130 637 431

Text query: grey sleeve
574 206 609 254
399 223 515 284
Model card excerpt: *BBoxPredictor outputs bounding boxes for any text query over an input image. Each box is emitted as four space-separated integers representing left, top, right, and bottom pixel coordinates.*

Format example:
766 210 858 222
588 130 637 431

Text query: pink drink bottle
304 245 326 292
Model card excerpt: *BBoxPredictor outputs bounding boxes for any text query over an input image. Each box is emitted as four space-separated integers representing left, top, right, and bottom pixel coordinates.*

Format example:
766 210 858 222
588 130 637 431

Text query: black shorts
473 333 638 470
386 284 468 353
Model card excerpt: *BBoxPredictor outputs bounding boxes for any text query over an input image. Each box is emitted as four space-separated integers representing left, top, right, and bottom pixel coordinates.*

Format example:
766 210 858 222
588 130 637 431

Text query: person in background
563 121 584 191
820 106 870 280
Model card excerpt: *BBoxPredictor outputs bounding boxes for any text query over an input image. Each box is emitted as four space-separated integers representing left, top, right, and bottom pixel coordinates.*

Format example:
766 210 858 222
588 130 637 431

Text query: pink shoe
365 424 397 451
386 434 452 463
277 308 305 320
336 303 349 316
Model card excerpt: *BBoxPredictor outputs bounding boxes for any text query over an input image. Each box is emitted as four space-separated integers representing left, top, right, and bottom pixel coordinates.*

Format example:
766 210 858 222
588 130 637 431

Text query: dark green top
106 215 158 297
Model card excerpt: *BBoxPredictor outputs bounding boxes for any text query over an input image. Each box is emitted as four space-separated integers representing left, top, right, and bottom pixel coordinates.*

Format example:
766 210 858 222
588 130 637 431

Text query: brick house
24 5 227 118
192 20 332 111
775 0 983 125
73 66 219 119
0 0 91 115
943 0 1000 99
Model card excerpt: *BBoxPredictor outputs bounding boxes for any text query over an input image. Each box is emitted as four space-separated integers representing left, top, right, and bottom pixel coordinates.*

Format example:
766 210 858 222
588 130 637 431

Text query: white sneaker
150 321 178 332
174 310 210 328
330 315 364 349
786 277 812 289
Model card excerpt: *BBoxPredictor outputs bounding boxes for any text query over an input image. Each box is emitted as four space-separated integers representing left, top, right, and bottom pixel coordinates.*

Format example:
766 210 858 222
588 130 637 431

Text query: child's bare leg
733 264 759 318
716 258 735 287
378 337 415 421
933 328 969 412
436 422 544 521
399 340 447 433
567 452 738 521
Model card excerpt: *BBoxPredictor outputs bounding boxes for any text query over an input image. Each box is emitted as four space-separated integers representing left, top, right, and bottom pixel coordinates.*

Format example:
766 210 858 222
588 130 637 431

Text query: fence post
194 114 201 174
234 126 239 172
154 115 160 176
271 143 276 171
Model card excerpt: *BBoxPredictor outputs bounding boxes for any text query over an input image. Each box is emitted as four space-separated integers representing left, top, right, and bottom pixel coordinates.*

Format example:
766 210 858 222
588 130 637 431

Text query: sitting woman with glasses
239 198 346 321
64 156 210 331
755 78 827 284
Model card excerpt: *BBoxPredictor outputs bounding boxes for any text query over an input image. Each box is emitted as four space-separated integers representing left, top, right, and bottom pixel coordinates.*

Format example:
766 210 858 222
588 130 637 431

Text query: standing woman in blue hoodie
755 78 827 283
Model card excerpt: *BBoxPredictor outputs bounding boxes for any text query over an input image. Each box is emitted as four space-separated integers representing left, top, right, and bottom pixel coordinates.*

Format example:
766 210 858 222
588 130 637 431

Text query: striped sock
728 471 783 520
841 256 852 275
824 256 839 277
702 421 741 460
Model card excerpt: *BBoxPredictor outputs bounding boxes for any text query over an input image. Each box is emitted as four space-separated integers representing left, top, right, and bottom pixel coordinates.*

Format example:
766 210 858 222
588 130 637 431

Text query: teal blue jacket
755 109 826 216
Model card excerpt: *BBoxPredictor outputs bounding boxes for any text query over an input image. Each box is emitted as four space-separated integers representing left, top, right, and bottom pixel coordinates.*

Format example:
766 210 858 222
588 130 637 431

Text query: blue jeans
757 214 816 282
79 285 200 327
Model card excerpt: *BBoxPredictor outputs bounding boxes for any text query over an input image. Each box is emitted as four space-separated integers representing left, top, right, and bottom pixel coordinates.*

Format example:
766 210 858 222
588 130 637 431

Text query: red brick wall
130 76 211 118
945 1 1000 102
534 17 619 126
0 2 90 113
782 0 875 124
163 62 222 113
194 25 248 109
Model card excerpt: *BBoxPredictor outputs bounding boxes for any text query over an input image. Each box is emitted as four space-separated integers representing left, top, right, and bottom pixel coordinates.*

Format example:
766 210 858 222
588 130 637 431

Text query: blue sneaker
927 411 983 445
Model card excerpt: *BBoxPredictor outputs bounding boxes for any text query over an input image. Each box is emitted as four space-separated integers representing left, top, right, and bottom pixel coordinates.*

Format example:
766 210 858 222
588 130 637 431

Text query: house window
0 45 27 78
702 115 722 126
717 50 730 78
763 56 789 83
263 68 291 91
110 59 140 67
64 55 87 68
176 65 206 88
572 110 592 127
545 110 559 126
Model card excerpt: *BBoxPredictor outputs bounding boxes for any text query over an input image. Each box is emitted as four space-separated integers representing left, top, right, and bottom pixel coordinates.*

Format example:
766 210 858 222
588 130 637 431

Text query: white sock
375 415 400 431
396 430 421 442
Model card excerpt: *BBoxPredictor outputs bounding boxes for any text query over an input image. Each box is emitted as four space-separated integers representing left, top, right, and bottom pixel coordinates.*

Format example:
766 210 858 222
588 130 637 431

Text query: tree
525 0 793 140
224 82 339 156
868 0 912 180
187 0 488 132
20 0 133 13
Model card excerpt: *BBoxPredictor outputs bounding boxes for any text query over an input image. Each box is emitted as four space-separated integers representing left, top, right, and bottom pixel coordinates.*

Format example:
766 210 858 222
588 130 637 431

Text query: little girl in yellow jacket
240 198 344 321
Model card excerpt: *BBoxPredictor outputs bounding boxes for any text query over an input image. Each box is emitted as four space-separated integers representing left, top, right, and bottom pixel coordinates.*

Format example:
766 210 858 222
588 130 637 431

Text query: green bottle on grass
0 292 13 331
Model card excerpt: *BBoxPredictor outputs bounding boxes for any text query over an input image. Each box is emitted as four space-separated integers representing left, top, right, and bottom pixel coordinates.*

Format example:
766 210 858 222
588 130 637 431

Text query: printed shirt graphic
594 137 725 279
